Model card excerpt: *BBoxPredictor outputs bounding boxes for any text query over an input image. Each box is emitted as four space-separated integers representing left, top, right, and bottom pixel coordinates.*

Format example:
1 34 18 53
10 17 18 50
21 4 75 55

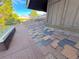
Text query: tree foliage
0 0 12 25
30 10 39 17
0 0 21 25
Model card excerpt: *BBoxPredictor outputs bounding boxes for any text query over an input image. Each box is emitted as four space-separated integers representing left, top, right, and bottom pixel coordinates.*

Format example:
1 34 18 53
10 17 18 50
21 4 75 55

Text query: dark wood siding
47 0 79 29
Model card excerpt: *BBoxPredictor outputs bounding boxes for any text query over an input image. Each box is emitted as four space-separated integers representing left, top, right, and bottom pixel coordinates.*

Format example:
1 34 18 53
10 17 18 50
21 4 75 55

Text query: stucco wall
47 0 79 29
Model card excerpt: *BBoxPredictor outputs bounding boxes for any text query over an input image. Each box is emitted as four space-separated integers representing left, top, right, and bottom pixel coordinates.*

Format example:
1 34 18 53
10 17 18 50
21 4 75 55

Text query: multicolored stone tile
50 39 59 49
58 39 76 48
68 35 79 42
75 41 79 49
51 34 67 40
37 39 53 47
26 20 79 59
61 45 78 59
42 35 51 40
45 53 56 59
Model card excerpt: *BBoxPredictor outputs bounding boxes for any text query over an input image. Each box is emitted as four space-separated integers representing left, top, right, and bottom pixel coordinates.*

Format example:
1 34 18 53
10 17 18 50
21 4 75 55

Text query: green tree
30 10 39 17
0 0 12 25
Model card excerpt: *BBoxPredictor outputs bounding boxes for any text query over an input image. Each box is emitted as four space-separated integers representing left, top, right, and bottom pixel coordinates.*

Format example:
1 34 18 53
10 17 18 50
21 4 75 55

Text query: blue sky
12 0 32 16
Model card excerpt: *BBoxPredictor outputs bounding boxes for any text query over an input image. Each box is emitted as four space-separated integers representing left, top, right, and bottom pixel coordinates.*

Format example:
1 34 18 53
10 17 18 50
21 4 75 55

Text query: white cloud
36 11 47 15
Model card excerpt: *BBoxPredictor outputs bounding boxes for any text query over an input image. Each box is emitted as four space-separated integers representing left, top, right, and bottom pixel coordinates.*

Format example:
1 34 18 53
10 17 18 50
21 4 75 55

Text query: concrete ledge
0 26 16 51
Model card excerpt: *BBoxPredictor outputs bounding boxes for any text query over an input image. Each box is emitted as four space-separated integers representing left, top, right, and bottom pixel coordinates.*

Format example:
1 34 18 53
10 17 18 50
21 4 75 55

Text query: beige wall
47 0 79 29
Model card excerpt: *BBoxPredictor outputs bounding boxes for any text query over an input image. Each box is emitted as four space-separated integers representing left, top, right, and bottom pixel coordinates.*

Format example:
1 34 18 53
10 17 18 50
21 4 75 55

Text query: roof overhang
26 0 48 12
